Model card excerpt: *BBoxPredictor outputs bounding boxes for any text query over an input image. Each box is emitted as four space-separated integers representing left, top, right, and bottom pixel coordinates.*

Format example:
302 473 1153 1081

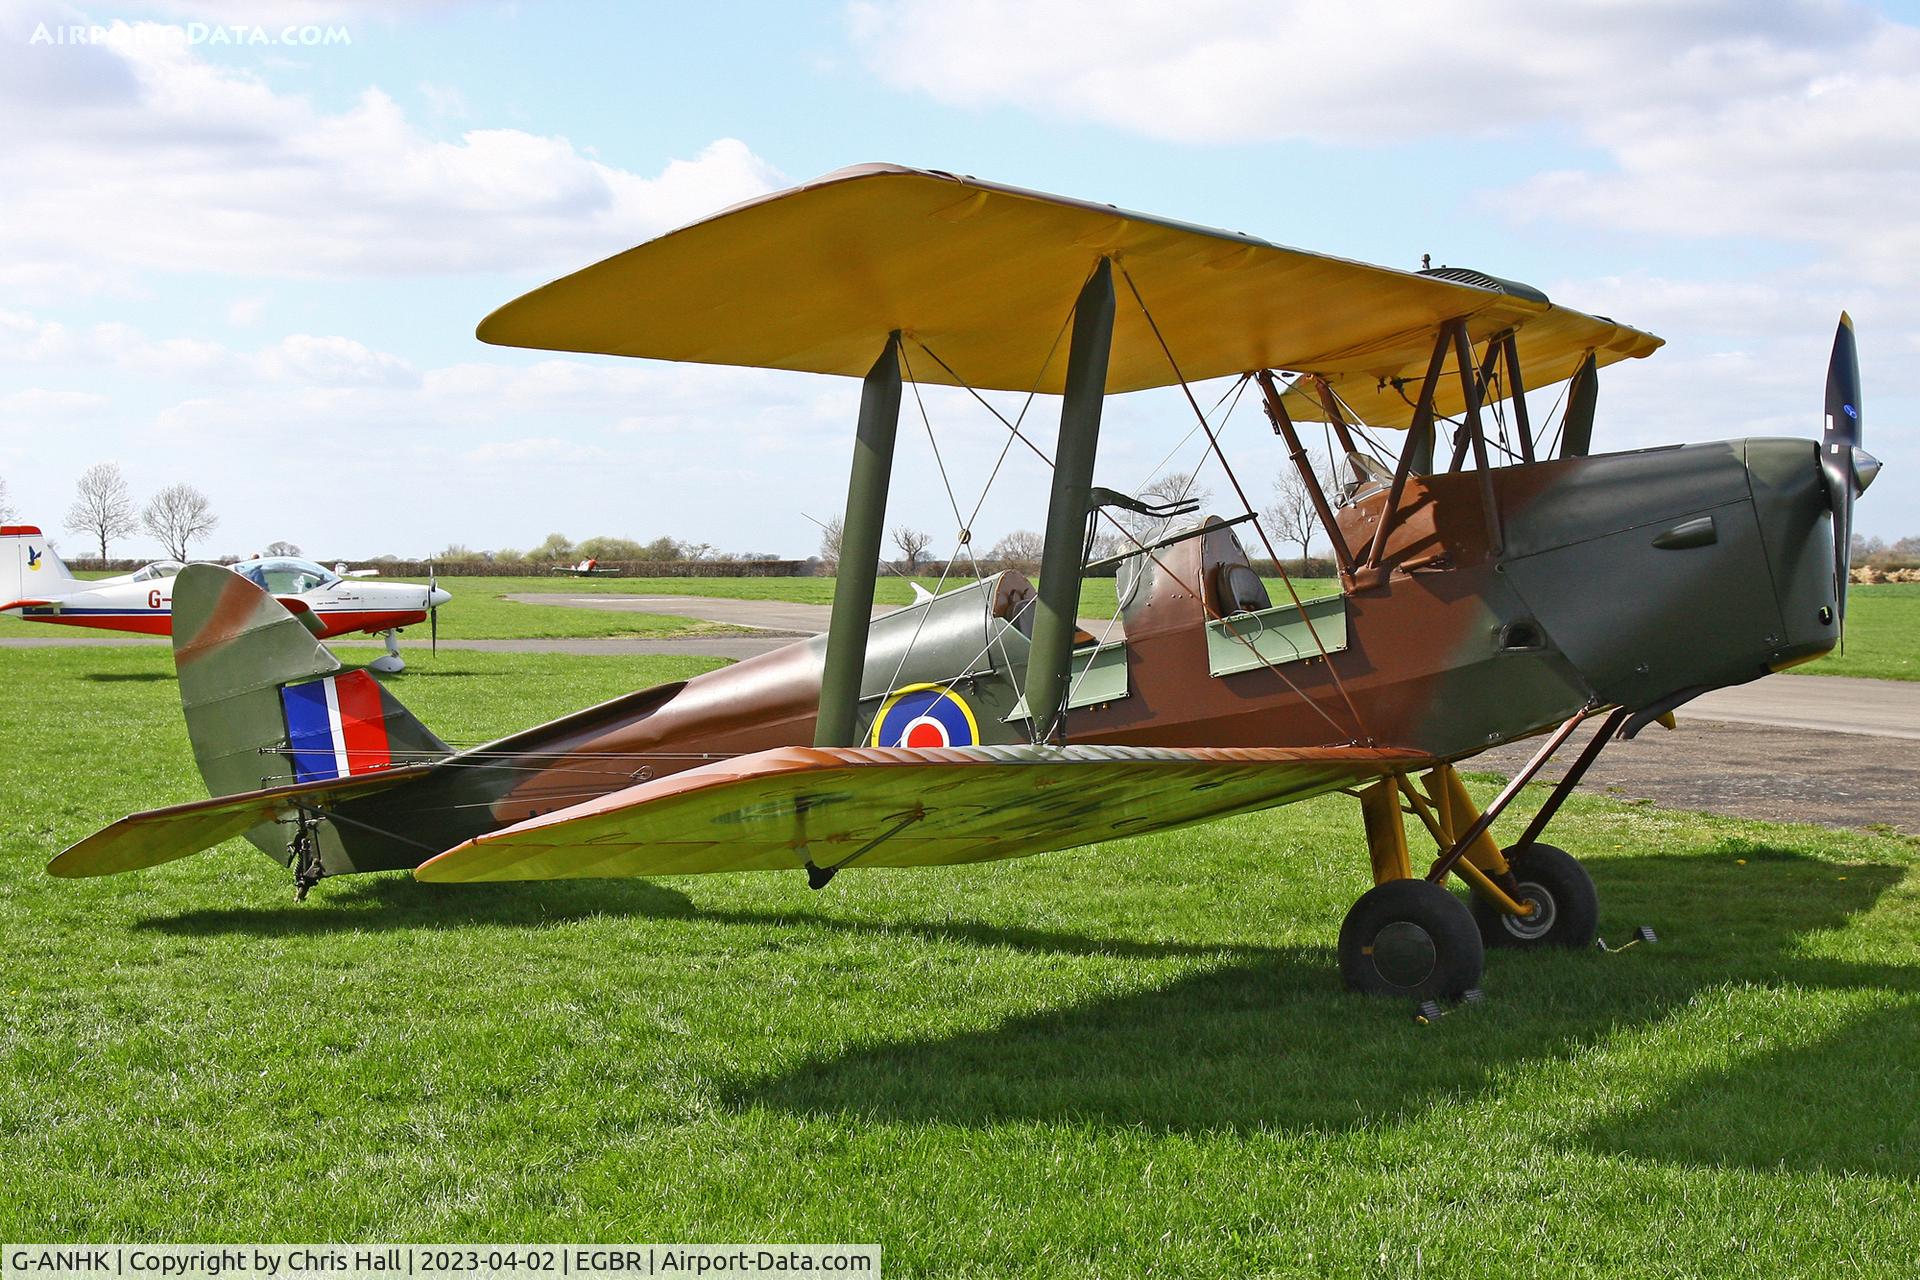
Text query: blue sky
0 0 1914 561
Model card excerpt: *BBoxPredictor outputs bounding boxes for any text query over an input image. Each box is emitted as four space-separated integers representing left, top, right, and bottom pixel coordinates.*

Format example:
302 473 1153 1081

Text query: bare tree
989 529 1045 569
265 540 301 557
142 483 218 561
1262 465 1334 569
818 516 844 572
1114 471 1213 543
0 474 16 524
65 462 138 563
891 525 933 573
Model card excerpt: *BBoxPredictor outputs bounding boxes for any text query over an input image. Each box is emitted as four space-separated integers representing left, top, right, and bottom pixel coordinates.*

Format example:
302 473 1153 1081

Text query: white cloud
0 19 780 287
0 308 417 387
0 388 112 417
850 0 1892 145
463 437 610 466
226 295 268 327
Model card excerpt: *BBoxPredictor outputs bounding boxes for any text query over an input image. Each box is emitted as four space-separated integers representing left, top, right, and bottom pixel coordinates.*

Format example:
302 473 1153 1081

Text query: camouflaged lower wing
413 742 1430 883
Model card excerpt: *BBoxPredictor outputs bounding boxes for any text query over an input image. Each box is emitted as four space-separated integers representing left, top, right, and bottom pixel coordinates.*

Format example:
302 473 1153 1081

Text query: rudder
0 525 75 607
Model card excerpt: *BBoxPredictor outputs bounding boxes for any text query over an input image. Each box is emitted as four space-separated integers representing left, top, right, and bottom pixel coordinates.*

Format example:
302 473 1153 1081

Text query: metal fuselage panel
323 436 1840 868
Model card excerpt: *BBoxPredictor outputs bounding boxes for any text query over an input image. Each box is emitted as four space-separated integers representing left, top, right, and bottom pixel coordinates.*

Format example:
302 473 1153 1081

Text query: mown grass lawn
2 642 1917 1274
384 574 1913 676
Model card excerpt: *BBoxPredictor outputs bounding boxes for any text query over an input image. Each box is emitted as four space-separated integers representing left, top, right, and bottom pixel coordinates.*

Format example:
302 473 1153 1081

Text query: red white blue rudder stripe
281 670 395 782
870 683 980 748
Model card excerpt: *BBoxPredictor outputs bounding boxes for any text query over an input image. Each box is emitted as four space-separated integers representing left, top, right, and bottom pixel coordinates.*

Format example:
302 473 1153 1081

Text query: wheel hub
1370 921 1438 988
1500 882 1558 940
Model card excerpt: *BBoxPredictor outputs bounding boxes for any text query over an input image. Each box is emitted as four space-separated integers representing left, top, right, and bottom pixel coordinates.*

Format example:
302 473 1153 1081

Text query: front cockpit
126 560 185 582
231 557 342 595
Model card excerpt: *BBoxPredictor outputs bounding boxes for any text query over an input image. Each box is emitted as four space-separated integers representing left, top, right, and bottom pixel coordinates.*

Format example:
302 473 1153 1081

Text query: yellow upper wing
413 742 1429 883
478 164 1660 424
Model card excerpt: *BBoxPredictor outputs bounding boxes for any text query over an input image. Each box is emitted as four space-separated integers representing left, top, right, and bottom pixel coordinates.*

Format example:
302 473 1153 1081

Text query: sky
0 0 1915 562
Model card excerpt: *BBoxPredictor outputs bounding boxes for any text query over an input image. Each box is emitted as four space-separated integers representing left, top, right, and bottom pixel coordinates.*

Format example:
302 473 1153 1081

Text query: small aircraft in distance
1 533 451 672
55 165 1878 1005
550 557 622 576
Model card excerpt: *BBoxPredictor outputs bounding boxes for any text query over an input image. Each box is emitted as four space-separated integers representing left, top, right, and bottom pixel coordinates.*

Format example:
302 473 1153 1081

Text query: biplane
52 165 1879 1001
1 537 451 672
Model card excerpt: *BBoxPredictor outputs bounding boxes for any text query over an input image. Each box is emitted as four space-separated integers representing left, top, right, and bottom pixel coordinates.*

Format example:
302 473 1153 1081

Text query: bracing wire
1116 259 1371 743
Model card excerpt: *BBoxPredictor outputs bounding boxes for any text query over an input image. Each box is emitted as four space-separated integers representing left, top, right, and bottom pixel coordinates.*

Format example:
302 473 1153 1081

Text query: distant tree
680 540 716 562
141 482 218 561
65 462 138 562
493 547 527 565
531 532 574 562
1851 533 1884 567
0 474 16 524
818 516 844 572
577 536 648 560
437 543 483 562
638 535 684 560
1262 464 1335 568
989 529 1045 568
265 540 301 557
1118 472 1212 543
892 526 933 573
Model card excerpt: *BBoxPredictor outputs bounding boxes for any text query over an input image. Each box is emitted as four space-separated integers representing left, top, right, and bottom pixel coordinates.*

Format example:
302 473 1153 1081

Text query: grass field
6 574 1910 680
411 574 1918 677
2 642 1917 1273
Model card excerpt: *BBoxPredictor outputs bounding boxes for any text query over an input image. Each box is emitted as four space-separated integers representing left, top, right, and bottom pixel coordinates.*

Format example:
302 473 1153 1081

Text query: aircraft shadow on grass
136 847 1919 1176
722 848 1919 1178
136 875 703 936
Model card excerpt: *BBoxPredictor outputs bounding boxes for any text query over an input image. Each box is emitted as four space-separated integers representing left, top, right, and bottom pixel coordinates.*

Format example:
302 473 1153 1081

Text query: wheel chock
1595 925 1659 953
1413 988 1485 1024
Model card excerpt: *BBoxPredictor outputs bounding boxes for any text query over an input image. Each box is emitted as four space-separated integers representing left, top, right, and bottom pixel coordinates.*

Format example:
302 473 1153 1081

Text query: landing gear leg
369 628 406 674
1412 706 1628 951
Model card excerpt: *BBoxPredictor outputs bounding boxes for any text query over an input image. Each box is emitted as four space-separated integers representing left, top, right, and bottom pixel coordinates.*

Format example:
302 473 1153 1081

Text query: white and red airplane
549 556 621 576
1 525 451 671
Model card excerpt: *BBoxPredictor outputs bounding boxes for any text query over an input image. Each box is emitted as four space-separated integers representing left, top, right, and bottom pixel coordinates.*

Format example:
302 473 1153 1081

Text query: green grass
9 573 1909 680
389 575 1919 677
1802 582 1920 680
2 643 1918 1272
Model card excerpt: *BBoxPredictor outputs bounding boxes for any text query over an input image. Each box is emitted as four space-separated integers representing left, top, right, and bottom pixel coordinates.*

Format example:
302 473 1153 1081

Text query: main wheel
1470 842 1598 949
1338 878 1485 998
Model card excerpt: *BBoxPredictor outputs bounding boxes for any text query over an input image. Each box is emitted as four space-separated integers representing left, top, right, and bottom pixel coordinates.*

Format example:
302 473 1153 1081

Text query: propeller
429 562 439 657
1821 313 1881 631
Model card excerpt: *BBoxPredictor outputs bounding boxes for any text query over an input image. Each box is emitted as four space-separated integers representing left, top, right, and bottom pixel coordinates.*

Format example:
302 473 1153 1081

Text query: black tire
1470 842 1599 949
1338 878 1485 999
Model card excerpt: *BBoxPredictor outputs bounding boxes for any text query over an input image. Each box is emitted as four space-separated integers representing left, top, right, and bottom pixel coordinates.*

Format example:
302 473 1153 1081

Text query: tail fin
0 525 75 607
172 563 449 802
49 568 460 881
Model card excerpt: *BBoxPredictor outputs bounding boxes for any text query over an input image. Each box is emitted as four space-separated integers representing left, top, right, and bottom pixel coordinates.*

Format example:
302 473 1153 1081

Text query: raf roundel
870 683 980 749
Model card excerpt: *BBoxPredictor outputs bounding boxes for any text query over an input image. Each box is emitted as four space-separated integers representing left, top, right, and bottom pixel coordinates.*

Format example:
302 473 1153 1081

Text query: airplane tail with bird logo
0 525 76 610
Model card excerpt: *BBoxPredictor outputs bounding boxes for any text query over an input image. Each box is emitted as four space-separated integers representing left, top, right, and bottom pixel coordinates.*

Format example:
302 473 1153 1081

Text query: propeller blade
1821 313 1863 628
429 563 438 656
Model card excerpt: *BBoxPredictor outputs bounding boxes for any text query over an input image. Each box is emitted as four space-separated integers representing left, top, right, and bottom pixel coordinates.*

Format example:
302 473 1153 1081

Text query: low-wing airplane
1 535 451 672
550 557 622 577
52 165 1878 1003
